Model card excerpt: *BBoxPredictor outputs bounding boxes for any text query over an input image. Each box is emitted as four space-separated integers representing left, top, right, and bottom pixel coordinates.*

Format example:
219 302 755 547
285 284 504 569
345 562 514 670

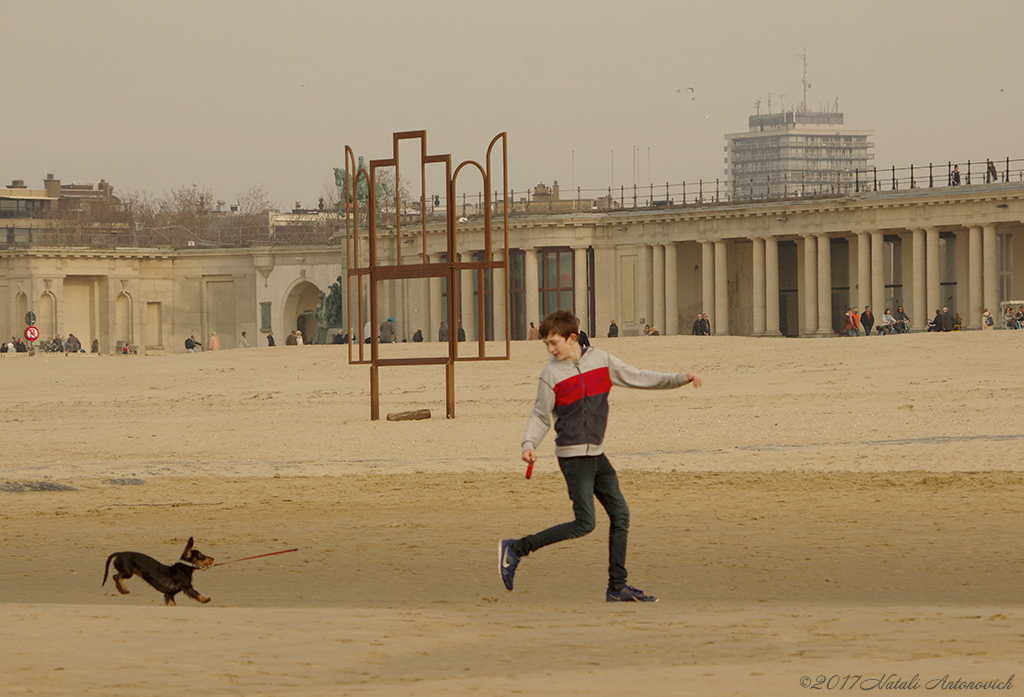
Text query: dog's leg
113 574 130 594
164 593 177 606
184 588 211 604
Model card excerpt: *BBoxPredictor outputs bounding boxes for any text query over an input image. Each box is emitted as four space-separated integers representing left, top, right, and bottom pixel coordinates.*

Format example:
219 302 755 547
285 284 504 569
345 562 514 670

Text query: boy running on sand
500 310 702 601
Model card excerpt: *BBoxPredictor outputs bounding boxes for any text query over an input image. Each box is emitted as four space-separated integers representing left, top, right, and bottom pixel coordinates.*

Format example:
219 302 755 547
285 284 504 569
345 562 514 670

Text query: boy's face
543 332 580 361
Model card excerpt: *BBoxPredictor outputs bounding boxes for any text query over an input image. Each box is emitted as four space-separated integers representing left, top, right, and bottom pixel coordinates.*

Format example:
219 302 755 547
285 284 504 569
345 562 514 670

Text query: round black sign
25 311 36 326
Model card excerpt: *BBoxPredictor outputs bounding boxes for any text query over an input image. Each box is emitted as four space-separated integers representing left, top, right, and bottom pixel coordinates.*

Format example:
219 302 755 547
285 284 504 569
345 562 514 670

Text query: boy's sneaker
499 539 520 591
606 585 658 602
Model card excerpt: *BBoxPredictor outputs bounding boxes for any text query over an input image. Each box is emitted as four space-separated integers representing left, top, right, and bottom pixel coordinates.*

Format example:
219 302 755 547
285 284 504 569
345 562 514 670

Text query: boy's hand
684 372 702 388
522 449 537 465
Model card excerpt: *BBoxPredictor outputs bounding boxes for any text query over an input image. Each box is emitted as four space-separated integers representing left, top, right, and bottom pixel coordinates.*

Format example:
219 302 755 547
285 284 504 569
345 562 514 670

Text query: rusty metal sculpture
344 131 510 420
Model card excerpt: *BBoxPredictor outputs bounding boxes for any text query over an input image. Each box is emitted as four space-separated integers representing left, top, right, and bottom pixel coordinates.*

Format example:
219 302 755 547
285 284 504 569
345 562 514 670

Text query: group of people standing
927 308 961 332
691 313 711 336
1 333 97 354
1 337 29 353
1000 306 1024 330
845 306 913 336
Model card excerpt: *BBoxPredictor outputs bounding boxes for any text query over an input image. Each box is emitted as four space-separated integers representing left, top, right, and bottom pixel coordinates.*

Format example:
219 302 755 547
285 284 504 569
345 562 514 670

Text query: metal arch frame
344 130 509 420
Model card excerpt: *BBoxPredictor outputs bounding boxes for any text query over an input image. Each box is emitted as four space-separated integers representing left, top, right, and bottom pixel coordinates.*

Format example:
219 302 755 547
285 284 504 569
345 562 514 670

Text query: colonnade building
367 181 1022 342
2 181 1022 352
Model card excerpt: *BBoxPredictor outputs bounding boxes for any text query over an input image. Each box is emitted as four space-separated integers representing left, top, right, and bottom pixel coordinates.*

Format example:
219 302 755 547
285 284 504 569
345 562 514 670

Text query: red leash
211 548 298 568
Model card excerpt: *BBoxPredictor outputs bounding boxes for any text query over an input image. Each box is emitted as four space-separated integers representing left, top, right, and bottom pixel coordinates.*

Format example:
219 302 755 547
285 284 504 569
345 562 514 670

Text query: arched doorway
39 292 56 338
284 281 321 343
115 293 132 349
15 293 28 334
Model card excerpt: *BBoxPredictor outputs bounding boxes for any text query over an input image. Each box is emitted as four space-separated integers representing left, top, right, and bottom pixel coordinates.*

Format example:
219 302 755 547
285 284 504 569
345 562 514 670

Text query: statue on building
312 277 346 344
334 157 391 217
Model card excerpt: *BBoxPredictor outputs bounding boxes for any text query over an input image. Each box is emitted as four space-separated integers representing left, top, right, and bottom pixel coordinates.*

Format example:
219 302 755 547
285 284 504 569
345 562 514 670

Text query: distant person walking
209 332 221 351
950 165 961 186
267 331 276 347
239 331 251 348
861 306 874 336
691 313 703 336
987 159 999 184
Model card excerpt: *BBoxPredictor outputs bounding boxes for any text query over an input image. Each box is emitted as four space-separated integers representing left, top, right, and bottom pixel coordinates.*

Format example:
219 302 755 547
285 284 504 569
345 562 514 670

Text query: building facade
725 111 874 198
359 182 1023 341
3 180 1022 352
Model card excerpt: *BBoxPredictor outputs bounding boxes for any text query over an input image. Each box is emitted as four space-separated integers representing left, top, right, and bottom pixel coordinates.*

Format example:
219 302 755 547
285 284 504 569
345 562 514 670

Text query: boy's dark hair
539 309 579 339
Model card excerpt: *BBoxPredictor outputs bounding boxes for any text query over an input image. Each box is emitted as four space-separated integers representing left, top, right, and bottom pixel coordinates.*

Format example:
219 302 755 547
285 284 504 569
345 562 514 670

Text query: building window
472 251 494 341
939 233 958 313
998 233 1012 303
538 248 574 317
439 252 461 329
260 302 272 332
883 235 904 312
509 249 526 340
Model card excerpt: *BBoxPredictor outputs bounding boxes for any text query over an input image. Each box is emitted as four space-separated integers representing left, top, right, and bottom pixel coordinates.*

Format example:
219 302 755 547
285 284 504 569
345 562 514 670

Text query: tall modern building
724 109 874 198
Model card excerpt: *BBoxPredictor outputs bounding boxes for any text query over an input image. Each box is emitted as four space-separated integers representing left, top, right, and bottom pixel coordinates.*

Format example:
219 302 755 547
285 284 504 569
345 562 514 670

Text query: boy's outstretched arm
607 353 701 390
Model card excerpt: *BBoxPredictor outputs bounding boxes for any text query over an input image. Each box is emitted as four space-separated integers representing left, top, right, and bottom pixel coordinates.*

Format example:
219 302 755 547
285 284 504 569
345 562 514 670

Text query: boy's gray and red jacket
522 346 689 458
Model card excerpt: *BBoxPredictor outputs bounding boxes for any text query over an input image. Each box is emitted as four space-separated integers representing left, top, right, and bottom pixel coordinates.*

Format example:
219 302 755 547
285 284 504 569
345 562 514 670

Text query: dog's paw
198 595 211 604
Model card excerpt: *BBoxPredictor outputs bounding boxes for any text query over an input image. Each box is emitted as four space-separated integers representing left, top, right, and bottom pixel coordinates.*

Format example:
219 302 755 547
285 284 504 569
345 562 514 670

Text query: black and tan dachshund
103 537 214 606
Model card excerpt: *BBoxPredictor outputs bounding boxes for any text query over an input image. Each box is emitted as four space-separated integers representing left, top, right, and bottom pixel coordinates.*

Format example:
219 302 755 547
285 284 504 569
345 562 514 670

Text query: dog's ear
183 537 195 556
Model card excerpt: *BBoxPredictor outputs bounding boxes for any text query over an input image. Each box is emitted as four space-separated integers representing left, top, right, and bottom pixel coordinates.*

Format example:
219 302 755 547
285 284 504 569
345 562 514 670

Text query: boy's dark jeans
512 453 631 591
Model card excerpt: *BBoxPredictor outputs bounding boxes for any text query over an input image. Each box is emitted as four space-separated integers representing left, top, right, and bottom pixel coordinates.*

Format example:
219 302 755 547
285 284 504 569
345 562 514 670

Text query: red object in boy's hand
526 462 534 479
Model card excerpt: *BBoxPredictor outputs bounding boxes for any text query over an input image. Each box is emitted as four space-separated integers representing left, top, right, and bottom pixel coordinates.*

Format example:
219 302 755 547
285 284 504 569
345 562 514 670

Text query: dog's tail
102 553 118 586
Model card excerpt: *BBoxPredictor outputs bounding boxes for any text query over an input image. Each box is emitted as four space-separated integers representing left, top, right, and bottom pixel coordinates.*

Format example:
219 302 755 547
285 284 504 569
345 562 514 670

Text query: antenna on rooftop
798 48 811 112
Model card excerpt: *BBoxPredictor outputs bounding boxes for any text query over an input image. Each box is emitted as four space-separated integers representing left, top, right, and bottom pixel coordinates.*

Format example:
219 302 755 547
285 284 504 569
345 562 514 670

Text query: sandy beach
1 333 1021 696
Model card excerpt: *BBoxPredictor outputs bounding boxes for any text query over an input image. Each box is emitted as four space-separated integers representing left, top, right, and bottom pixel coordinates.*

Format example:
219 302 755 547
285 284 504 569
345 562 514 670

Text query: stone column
983 224 998 319
765 235 781 336
525 248 539 328
714 239 729 336
652 244 665 333
492 249 506 342
968 225 983 328
752 236 766 336
701 241 714 333
639 245 653 330
816 233 833 335
429 253 443 342
664 242 678 335
572 246 588 333
926 226 941 319
857 231 871 311
802 234 818 336
461 264 475 342
870 231 884 319
912 229 926 332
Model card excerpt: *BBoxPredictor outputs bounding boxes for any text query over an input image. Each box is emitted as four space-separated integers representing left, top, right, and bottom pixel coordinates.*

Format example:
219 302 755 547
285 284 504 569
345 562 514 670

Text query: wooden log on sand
386 409 431 422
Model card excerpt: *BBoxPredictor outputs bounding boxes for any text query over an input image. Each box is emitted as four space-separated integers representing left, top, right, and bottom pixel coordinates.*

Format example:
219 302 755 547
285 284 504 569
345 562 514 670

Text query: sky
4 0 1023 210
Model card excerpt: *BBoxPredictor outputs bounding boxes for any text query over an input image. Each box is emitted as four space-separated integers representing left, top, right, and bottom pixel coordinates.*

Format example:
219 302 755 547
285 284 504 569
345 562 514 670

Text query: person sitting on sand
878 309 894 335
